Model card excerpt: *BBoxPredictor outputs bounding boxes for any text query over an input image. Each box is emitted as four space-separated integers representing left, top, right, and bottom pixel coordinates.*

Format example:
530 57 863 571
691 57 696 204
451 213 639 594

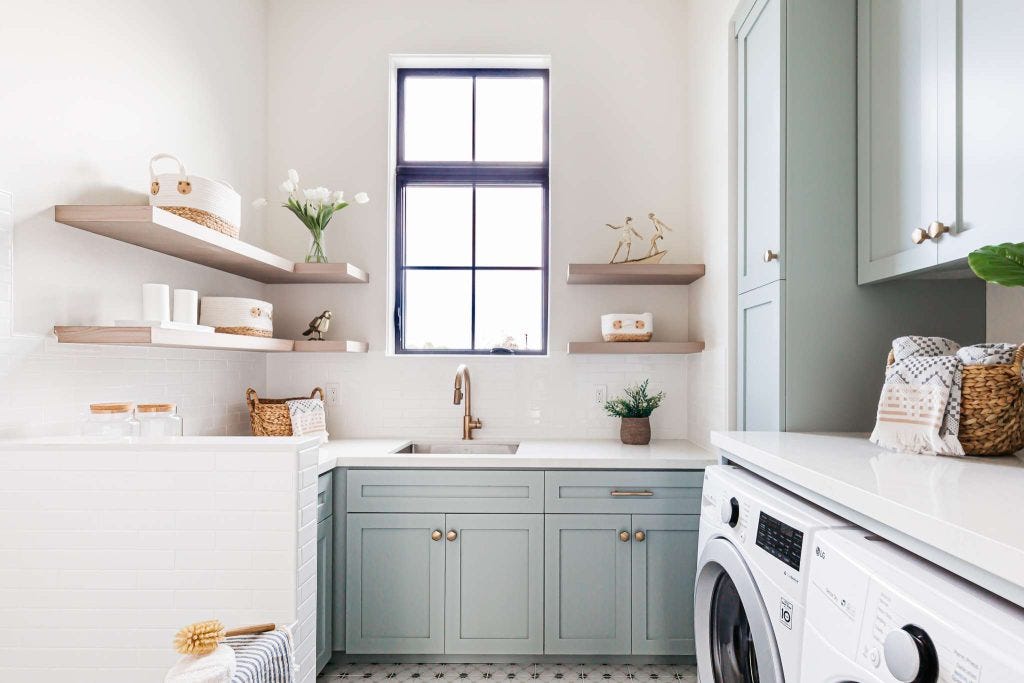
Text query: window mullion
470 183 477 351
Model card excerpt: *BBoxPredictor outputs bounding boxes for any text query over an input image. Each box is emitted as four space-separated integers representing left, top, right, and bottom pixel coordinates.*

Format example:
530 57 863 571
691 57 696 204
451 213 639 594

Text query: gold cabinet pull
619 531 631 542
446 530 458 542
610 489 653 497
634 530 646 543
763 249 779 263
928 221 949 239
431 530 442 542
912 227 929 244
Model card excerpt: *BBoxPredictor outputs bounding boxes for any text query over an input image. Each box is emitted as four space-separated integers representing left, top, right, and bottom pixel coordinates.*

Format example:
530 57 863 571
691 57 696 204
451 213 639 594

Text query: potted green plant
968 242 1024 287
604 379 665 445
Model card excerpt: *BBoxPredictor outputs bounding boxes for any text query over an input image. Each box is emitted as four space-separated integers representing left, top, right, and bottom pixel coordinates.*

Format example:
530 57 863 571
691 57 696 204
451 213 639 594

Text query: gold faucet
453 364 483 440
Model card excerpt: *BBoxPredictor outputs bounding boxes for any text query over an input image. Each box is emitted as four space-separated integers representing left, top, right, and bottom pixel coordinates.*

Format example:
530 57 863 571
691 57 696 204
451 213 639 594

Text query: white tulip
288 169 299 185
332 190 345 204
306 201 320 217
355 192 370 204
251 197 268 208
281 179 296 193
319 187 332 202
303 188 318 201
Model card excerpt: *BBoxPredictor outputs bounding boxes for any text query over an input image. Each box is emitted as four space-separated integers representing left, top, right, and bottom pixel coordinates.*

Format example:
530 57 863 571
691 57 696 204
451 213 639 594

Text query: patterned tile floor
318 662 697 682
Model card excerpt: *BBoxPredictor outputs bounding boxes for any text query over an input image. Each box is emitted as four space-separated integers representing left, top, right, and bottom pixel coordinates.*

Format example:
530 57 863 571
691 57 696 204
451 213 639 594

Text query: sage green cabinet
316 472 334 674
345 513 446 654
445 514 544 655
544 513 699 656
346 511 543 655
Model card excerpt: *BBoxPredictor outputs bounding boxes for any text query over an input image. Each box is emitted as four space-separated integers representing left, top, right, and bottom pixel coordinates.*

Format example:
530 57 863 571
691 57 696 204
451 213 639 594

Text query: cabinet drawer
347 470 544 513
545 471 702 514
317 471 333 522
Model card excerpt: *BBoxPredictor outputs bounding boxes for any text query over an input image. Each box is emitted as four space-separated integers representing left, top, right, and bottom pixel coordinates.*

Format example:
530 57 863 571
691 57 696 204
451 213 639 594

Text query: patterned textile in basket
246 387 324 436
884 345 1024 456
226 629 295 683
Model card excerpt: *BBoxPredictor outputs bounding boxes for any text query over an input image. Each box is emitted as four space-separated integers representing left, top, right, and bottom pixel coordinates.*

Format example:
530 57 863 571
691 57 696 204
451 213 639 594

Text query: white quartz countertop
711 430 1024 607
318 438 715 474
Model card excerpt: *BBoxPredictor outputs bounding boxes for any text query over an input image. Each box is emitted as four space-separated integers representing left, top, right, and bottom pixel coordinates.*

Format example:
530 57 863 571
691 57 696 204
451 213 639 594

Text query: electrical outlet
325 383 340 406
594 384 607 406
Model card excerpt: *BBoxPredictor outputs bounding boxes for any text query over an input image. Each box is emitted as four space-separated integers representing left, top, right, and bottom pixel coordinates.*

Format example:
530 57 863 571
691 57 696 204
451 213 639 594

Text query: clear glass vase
306 229 328 263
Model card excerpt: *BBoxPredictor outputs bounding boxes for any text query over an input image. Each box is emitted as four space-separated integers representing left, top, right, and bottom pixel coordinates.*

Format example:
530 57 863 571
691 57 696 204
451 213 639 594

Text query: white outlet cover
325 383 340 406
594 384 607 405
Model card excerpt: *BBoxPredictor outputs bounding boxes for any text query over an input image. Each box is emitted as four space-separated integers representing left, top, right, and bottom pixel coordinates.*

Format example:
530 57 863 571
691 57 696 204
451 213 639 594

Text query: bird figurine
302 310 333 341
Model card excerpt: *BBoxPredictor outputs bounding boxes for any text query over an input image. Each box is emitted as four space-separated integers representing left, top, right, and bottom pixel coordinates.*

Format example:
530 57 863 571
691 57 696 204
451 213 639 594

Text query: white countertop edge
710 431 1024 608
0 435 322 452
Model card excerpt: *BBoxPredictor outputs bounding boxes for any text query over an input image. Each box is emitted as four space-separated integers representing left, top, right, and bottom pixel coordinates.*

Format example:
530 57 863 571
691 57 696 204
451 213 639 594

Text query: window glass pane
405 186 472 266
475 186 544 267
475 77 545 162
404 270 472 350
474 271 543 351
403 77 473 161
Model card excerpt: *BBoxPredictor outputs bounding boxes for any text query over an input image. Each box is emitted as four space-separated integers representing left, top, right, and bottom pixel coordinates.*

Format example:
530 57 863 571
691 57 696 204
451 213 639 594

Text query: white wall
263 0 695 440
683 1 736 449
988 285 1024 342
0 1 270 436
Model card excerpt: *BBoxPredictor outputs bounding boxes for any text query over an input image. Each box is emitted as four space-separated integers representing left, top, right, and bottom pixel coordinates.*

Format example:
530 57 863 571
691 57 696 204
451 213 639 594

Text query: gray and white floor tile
318 663 697 683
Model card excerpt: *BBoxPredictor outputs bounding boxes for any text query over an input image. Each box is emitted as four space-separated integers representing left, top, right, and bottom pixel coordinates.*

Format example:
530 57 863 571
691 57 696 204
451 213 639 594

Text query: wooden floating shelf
567 341 705 355
54 205 368 285
566 263 705 285
292 340 369 353
54 326 368 353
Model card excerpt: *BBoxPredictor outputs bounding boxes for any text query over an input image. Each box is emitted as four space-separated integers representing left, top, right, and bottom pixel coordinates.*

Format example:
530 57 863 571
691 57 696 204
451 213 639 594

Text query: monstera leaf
968 243 1024 287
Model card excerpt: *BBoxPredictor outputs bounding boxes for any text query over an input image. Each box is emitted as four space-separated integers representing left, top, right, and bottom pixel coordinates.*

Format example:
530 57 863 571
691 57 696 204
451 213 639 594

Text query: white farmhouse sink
393 441 519 455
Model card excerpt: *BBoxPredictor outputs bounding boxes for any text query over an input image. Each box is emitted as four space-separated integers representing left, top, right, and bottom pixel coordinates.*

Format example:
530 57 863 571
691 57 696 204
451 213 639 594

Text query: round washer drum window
710 572 760 683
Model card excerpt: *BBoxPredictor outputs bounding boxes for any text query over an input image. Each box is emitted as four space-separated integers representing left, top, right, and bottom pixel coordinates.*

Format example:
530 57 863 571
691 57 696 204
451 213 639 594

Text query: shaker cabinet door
444 513 544 655
737 0 784 294
316 514 333 673
345 513 446 654
630 514 700 656
737 281 783 431
857 0 955 282
544 514 633 655
944 0 1024 262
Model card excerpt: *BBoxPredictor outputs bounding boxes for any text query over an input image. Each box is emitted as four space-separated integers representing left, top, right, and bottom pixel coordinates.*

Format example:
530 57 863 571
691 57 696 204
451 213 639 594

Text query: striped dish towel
227 629 295 683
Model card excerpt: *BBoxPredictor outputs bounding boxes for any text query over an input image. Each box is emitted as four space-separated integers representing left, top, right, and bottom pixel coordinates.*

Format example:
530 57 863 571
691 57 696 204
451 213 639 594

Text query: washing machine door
695 537 785 683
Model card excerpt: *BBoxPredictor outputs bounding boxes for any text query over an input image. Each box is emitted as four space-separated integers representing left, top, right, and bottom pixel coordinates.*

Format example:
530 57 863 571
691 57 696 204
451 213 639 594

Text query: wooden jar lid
137 403 176 413
89 402 133 414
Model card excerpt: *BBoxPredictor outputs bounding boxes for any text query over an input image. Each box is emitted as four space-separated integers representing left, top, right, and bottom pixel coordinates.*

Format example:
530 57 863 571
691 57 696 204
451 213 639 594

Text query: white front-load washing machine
801 527 1024 682
695 465 852 682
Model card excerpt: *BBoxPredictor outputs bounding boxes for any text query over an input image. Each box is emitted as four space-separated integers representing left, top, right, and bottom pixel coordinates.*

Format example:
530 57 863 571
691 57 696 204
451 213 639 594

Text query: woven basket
149 153 241 238
885 346 1024 456
246 387 324 436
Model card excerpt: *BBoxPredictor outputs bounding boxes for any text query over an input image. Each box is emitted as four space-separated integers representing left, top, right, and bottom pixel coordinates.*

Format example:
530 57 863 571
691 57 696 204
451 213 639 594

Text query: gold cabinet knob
911 227 929 244
619 531 630 542
431 530 442 542
634 530 646 543
446 530 458 542
928 221 949 239
763 249 779 263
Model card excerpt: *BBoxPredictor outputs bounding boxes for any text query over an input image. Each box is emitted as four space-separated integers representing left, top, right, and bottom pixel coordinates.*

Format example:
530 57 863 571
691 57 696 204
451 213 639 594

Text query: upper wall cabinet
737 0 784 294
858 0 1021 283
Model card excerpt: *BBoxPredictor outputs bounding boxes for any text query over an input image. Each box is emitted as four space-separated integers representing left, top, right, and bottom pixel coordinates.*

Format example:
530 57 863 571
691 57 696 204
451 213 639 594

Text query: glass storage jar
136 403 183 437
82 403 140 438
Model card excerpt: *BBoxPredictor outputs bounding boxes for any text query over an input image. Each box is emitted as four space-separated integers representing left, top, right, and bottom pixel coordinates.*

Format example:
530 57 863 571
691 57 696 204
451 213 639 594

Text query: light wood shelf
54 205 369 284
566 263 705 285
54 326 295 352
54 326 370 353
292 340 369 353
567 341 705 355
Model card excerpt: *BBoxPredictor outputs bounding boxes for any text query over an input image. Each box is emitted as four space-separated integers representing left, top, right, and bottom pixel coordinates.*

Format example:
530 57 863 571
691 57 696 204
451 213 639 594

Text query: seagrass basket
885 346 1024 456
246 387 324 436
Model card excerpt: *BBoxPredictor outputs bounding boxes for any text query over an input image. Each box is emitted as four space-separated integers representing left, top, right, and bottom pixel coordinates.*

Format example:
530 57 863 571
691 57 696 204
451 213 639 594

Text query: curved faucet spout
453 364 482 440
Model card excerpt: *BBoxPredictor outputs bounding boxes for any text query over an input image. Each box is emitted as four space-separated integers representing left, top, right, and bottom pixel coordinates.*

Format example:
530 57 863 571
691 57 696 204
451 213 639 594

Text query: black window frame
394 67 550 356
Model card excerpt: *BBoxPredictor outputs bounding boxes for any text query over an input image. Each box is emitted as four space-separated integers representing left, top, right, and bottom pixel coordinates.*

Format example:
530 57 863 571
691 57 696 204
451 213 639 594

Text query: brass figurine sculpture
302 310 333 341
604 212 674 264
606 217 644 263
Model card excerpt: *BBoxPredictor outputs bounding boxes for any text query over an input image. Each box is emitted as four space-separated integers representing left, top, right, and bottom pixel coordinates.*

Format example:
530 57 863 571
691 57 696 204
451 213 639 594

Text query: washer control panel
756 512 804 570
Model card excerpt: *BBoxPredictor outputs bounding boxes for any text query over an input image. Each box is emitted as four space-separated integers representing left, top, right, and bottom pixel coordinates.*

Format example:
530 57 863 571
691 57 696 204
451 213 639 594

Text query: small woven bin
246 387 324 437
885 346 1024 456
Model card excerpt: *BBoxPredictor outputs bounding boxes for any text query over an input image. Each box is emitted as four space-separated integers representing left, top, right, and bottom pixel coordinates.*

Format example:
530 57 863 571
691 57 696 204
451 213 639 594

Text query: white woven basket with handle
148 153 241 238
200 297 273 337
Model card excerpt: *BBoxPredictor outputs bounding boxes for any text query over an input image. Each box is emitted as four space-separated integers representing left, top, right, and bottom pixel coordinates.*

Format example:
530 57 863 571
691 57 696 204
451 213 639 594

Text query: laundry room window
394 68 549 355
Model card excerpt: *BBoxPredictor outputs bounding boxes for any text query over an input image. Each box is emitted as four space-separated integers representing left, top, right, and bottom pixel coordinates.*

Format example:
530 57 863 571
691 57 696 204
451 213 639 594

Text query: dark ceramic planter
620 417 651 445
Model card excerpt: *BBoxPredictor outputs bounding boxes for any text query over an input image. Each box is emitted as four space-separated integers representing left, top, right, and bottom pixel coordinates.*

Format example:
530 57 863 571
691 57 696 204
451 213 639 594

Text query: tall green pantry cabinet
733 0 984 434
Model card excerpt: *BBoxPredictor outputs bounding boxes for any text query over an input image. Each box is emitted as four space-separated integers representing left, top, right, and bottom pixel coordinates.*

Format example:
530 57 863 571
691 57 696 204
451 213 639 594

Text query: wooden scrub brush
174 620 276 655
